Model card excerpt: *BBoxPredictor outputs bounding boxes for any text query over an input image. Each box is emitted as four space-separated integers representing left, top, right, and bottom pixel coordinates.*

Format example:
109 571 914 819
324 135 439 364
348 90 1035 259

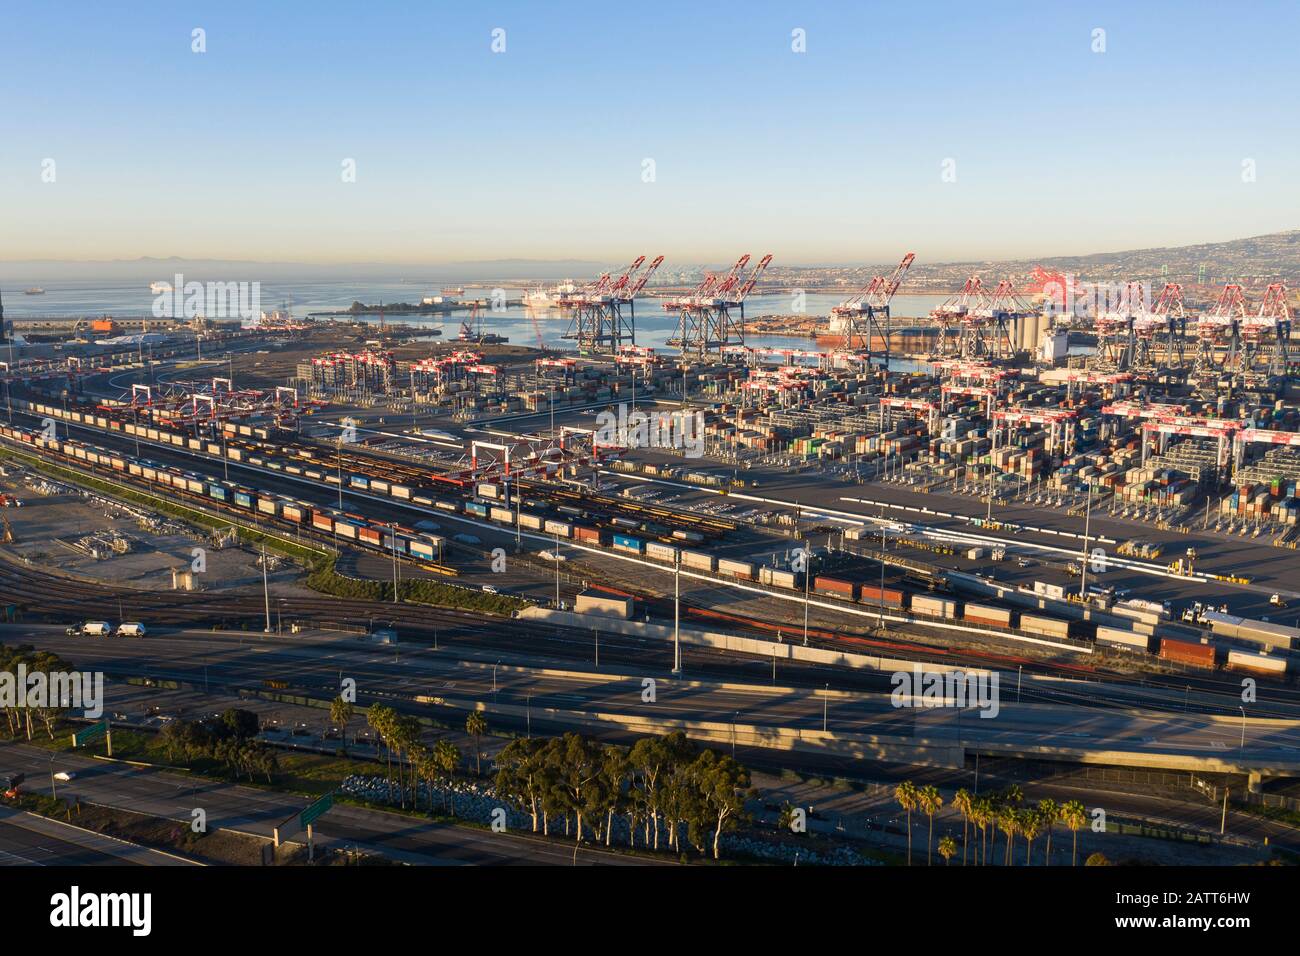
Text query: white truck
66 621 112 637
116 622 147 637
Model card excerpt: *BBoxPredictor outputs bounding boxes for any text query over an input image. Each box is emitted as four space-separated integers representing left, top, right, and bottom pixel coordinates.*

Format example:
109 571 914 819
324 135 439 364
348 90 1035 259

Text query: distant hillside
765 231 1300 292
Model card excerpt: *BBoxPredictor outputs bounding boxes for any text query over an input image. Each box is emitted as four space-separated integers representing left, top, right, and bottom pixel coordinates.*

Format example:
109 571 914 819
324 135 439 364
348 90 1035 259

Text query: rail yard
2 256 1300 877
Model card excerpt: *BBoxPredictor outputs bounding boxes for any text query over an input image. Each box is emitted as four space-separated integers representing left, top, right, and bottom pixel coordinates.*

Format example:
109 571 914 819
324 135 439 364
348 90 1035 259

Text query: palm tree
330 696 354 754
953 789 973 866
918 785 942 866
433 739 460 815
465 711 488 776
938 834 957 865
971 799 992 866
1061 800 1087 866
1037 798 1059 866
894 781 919 866
998 806 1019 865
1020 809 1044 865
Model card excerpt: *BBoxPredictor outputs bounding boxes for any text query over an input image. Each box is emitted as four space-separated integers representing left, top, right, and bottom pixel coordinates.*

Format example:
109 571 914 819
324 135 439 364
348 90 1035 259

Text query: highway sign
300 792 332 827
71 720 108 747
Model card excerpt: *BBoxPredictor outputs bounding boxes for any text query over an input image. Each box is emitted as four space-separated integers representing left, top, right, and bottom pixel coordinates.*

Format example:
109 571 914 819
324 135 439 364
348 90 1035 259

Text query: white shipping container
681 551 717 572
1226 649 1288 674
1096 626 1152 652
717 559 754 579
645 542 678 562
912 595 957 618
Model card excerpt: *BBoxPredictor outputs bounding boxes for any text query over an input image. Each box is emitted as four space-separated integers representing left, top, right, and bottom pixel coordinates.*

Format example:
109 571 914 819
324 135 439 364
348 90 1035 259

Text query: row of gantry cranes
548 252 1293 394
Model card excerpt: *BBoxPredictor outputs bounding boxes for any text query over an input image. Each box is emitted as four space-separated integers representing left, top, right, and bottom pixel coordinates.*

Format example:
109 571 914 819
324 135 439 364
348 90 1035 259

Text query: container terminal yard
2 256 1300 878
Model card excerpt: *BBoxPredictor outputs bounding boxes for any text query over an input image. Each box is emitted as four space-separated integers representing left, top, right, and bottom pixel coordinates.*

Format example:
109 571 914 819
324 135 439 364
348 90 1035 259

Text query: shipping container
964 603 1013 627
311 511 333 532
814 576 857 599
1020 614 1070 639
911 595 958 619
489 507 514 524
464 501 489 518
543 519 573 537
1096 626 1152 652
519 512 543 531
681 550 717 572
574 526 605 546
859 585 904 607
1158 638 1216 669
645 541 678 562
335 520 358 540
611 534 644 554
358 527 382 547
1225 649 1288 675
717 558 754 579
759 567 799 589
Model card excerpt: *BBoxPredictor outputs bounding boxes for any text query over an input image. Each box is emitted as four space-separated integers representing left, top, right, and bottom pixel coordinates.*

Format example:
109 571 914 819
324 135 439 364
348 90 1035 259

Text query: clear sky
3 0 1297 266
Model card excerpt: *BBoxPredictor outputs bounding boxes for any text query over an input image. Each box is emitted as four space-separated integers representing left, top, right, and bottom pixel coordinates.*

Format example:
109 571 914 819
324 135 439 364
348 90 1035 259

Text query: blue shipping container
611 534 643 553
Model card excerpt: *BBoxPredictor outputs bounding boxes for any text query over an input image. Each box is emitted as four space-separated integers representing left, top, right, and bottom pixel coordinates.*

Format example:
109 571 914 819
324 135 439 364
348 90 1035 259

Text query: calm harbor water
3 278 951 363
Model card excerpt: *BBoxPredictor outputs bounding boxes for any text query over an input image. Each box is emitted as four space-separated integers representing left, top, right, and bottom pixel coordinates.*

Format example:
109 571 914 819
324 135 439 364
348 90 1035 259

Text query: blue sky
3 0 1297 266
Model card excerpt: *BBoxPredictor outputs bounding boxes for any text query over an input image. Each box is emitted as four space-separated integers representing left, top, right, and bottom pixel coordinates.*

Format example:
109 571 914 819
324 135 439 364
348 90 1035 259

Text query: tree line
494 730 753 860
895 781 1090 866
160 708 279 783
0 644 74 740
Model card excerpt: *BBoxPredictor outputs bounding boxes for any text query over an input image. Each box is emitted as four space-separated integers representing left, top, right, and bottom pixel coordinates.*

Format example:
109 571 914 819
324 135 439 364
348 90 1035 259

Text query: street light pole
261 542 272 633
1078 484 1094 598
672 552 681 674
390 522 399 603
802 540 811 646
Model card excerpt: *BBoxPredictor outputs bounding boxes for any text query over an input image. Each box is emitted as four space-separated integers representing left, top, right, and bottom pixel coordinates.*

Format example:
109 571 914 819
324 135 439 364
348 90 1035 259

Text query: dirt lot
0 469 306 593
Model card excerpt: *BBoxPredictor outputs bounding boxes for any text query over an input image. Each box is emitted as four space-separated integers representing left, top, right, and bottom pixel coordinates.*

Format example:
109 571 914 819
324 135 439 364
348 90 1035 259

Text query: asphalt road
0 743 658 866
0 806 194 866
15 625 1300 772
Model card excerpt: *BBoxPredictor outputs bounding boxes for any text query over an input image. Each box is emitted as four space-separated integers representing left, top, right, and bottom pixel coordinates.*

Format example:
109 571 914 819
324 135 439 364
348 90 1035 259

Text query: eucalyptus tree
690 748 754 860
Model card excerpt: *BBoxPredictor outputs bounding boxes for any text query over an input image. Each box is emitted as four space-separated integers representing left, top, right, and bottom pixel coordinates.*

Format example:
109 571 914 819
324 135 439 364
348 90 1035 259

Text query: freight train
15 398 735 543
2 416 1290 681
0 422 450 566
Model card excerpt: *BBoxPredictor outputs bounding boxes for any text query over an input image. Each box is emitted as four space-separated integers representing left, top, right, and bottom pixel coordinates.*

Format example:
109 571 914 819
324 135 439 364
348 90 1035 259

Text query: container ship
523 280 579 310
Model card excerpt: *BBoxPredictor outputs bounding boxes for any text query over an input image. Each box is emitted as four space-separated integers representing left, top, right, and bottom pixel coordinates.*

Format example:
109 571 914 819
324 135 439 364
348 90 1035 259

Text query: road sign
300 793 332 828
71 720 108 747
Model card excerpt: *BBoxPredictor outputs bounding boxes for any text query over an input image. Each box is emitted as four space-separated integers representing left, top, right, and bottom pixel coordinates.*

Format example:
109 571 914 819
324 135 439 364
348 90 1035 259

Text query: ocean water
3 278 950 361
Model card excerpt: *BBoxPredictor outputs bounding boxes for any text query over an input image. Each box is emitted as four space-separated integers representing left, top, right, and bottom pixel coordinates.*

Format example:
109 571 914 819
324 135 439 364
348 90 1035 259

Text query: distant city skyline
4 1 1298 264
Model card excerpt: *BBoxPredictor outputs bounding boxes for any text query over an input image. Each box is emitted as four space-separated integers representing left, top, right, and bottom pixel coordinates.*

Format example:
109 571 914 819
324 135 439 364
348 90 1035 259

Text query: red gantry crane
669 253 773 356
829 252 915 366
564 255 664 354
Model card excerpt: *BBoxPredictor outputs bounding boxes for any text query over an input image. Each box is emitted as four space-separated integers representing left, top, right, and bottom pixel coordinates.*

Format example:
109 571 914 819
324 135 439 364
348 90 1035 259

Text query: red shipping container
814 576 857 599
859 585 904 607
574 526 604 545
359 527 382 546
1159 639 1216 669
